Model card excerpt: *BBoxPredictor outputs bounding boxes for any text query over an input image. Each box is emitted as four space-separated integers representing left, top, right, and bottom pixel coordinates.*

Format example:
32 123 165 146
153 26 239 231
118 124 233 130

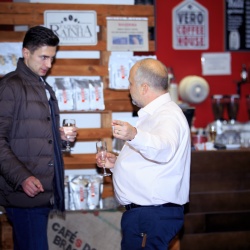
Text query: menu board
225 0 250 51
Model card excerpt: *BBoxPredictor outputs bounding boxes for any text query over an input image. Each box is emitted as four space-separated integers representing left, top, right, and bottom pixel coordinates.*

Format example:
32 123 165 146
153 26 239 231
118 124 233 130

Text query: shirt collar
138 93 172 117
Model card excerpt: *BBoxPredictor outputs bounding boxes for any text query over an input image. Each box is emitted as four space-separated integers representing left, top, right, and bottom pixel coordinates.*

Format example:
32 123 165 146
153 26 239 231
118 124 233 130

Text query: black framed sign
225 0 250 51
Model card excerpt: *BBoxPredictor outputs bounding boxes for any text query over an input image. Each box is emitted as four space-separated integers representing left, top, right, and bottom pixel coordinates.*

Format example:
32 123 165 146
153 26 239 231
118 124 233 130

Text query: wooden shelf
0 2 153 183
63 153 96 169
76 128 112 141
0 3 155 25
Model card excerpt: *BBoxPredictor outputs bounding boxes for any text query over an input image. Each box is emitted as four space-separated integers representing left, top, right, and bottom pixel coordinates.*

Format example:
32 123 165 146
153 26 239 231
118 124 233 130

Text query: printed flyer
107 17 148 51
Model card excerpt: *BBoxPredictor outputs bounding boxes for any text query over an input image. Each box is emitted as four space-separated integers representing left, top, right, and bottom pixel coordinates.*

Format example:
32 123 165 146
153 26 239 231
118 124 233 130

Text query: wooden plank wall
0 2 155 112
0 5 155 248
0 2 155 173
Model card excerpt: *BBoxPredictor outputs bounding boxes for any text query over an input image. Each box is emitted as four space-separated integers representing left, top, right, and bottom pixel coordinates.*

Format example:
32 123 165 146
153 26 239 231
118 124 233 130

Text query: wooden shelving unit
0 2 155 170
0 4 154 250
0 3 155 112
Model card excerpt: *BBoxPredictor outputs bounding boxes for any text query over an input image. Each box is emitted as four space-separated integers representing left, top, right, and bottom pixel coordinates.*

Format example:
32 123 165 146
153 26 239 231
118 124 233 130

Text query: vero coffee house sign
172 0 209 50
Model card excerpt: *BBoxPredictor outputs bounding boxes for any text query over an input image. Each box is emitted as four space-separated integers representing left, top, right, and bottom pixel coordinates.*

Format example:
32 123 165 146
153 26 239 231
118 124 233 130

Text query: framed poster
225 0 250 51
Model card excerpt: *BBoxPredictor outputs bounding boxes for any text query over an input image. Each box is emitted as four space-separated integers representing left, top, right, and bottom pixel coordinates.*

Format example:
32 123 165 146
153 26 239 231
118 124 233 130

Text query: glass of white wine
62 119 76 152
208 124 217 143
96 140 111 177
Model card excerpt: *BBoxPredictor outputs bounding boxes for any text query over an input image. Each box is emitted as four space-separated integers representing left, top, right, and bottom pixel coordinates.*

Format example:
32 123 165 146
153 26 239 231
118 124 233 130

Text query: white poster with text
107 17 148 51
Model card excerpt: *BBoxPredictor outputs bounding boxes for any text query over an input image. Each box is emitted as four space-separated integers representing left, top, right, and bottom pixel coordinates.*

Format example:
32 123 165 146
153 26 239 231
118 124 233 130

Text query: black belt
124 202 182 211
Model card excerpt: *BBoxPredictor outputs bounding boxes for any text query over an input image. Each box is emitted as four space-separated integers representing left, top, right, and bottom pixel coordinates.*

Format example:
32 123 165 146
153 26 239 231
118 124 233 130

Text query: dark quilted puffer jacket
0 58 63 208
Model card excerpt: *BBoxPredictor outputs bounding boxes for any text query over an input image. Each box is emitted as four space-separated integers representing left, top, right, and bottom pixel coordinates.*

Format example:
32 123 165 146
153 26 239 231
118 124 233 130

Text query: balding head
128 58 169 108
132 58 169 92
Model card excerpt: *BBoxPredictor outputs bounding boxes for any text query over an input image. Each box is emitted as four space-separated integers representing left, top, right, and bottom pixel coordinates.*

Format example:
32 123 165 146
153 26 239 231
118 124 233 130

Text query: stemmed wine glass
62 119 76 152
96 140 111 177
208 124 217 143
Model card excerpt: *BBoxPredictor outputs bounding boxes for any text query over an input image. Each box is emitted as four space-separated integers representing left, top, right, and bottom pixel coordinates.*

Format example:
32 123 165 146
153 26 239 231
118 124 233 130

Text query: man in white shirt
96 58 191 250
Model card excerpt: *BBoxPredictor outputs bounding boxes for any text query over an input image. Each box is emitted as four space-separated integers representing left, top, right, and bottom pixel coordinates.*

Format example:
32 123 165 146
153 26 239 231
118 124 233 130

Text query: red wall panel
155 0 250 127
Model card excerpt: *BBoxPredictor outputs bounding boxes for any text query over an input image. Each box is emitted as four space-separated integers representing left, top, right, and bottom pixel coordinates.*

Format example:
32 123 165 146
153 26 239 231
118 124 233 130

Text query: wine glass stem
66 140 70 151
103 165 107 174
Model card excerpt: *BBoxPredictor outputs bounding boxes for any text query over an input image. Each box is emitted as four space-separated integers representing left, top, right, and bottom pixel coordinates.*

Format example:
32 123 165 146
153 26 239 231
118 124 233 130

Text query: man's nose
45 58 52 68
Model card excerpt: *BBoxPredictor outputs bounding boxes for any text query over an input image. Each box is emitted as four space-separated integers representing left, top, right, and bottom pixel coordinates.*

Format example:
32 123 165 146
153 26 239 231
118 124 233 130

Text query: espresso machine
207 94 242 147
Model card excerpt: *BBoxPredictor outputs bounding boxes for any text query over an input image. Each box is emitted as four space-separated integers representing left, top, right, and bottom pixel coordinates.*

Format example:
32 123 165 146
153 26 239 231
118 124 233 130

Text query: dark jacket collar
16 58 41 83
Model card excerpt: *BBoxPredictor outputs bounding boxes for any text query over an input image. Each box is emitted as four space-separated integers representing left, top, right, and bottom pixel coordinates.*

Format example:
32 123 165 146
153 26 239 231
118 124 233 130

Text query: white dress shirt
112 93 191 206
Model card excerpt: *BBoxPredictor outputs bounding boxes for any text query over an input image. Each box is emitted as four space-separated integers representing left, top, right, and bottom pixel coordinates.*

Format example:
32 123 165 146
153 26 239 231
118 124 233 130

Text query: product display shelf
0 4 155 250
0 2 155 113
0 0 154 211
0 2 155 111
0 1 155 172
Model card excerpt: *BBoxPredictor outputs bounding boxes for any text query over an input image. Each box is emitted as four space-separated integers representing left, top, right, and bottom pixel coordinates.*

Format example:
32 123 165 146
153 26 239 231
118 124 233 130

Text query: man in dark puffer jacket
0 26 77 250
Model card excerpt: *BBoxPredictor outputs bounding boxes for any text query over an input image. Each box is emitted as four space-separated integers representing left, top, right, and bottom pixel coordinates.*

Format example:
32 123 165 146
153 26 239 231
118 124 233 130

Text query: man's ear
22 48 29 59
142 83 149 95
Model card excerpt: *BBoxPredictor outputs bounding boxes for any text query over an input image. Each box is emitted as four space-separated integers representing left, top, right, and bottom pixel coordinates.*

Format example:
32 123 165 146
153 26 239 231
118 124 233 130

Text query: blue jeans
121 205 184 250
5 207 51 250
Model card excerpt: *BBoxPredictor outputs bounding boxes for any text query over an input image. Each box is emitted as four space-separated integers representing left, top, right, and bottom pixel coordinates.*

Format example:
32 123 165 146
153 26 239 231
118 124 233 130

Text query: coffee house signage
172 0 209 50
44 10 97 46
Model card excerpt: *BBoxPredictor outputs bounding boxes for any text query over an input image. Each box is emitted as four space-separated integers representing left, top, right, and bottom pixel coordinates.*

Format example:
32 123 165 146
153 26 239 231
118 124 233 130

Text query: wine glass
96 140 111 177
208 124 217 143
62 119 76 152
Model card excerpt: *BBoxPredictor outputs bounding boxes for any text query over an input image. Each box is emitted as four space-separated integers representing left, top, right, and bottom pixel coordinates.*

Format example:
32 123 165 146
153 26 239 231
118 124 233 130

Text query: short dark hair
23 26 60 53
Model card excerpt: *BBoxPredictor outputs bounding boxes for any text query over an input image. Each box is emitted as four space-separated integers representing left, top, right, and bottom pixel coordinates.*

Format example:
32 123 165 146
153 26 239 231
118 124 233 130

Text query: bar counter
180 148 250 250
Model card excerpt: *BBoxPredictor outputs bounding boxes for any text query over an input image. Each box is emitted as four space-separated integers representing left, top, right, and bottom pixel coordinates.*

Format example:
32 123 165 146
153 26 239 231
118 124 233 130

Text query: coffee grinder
212 95 225 122
209 95 226 137
226 94 240 125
